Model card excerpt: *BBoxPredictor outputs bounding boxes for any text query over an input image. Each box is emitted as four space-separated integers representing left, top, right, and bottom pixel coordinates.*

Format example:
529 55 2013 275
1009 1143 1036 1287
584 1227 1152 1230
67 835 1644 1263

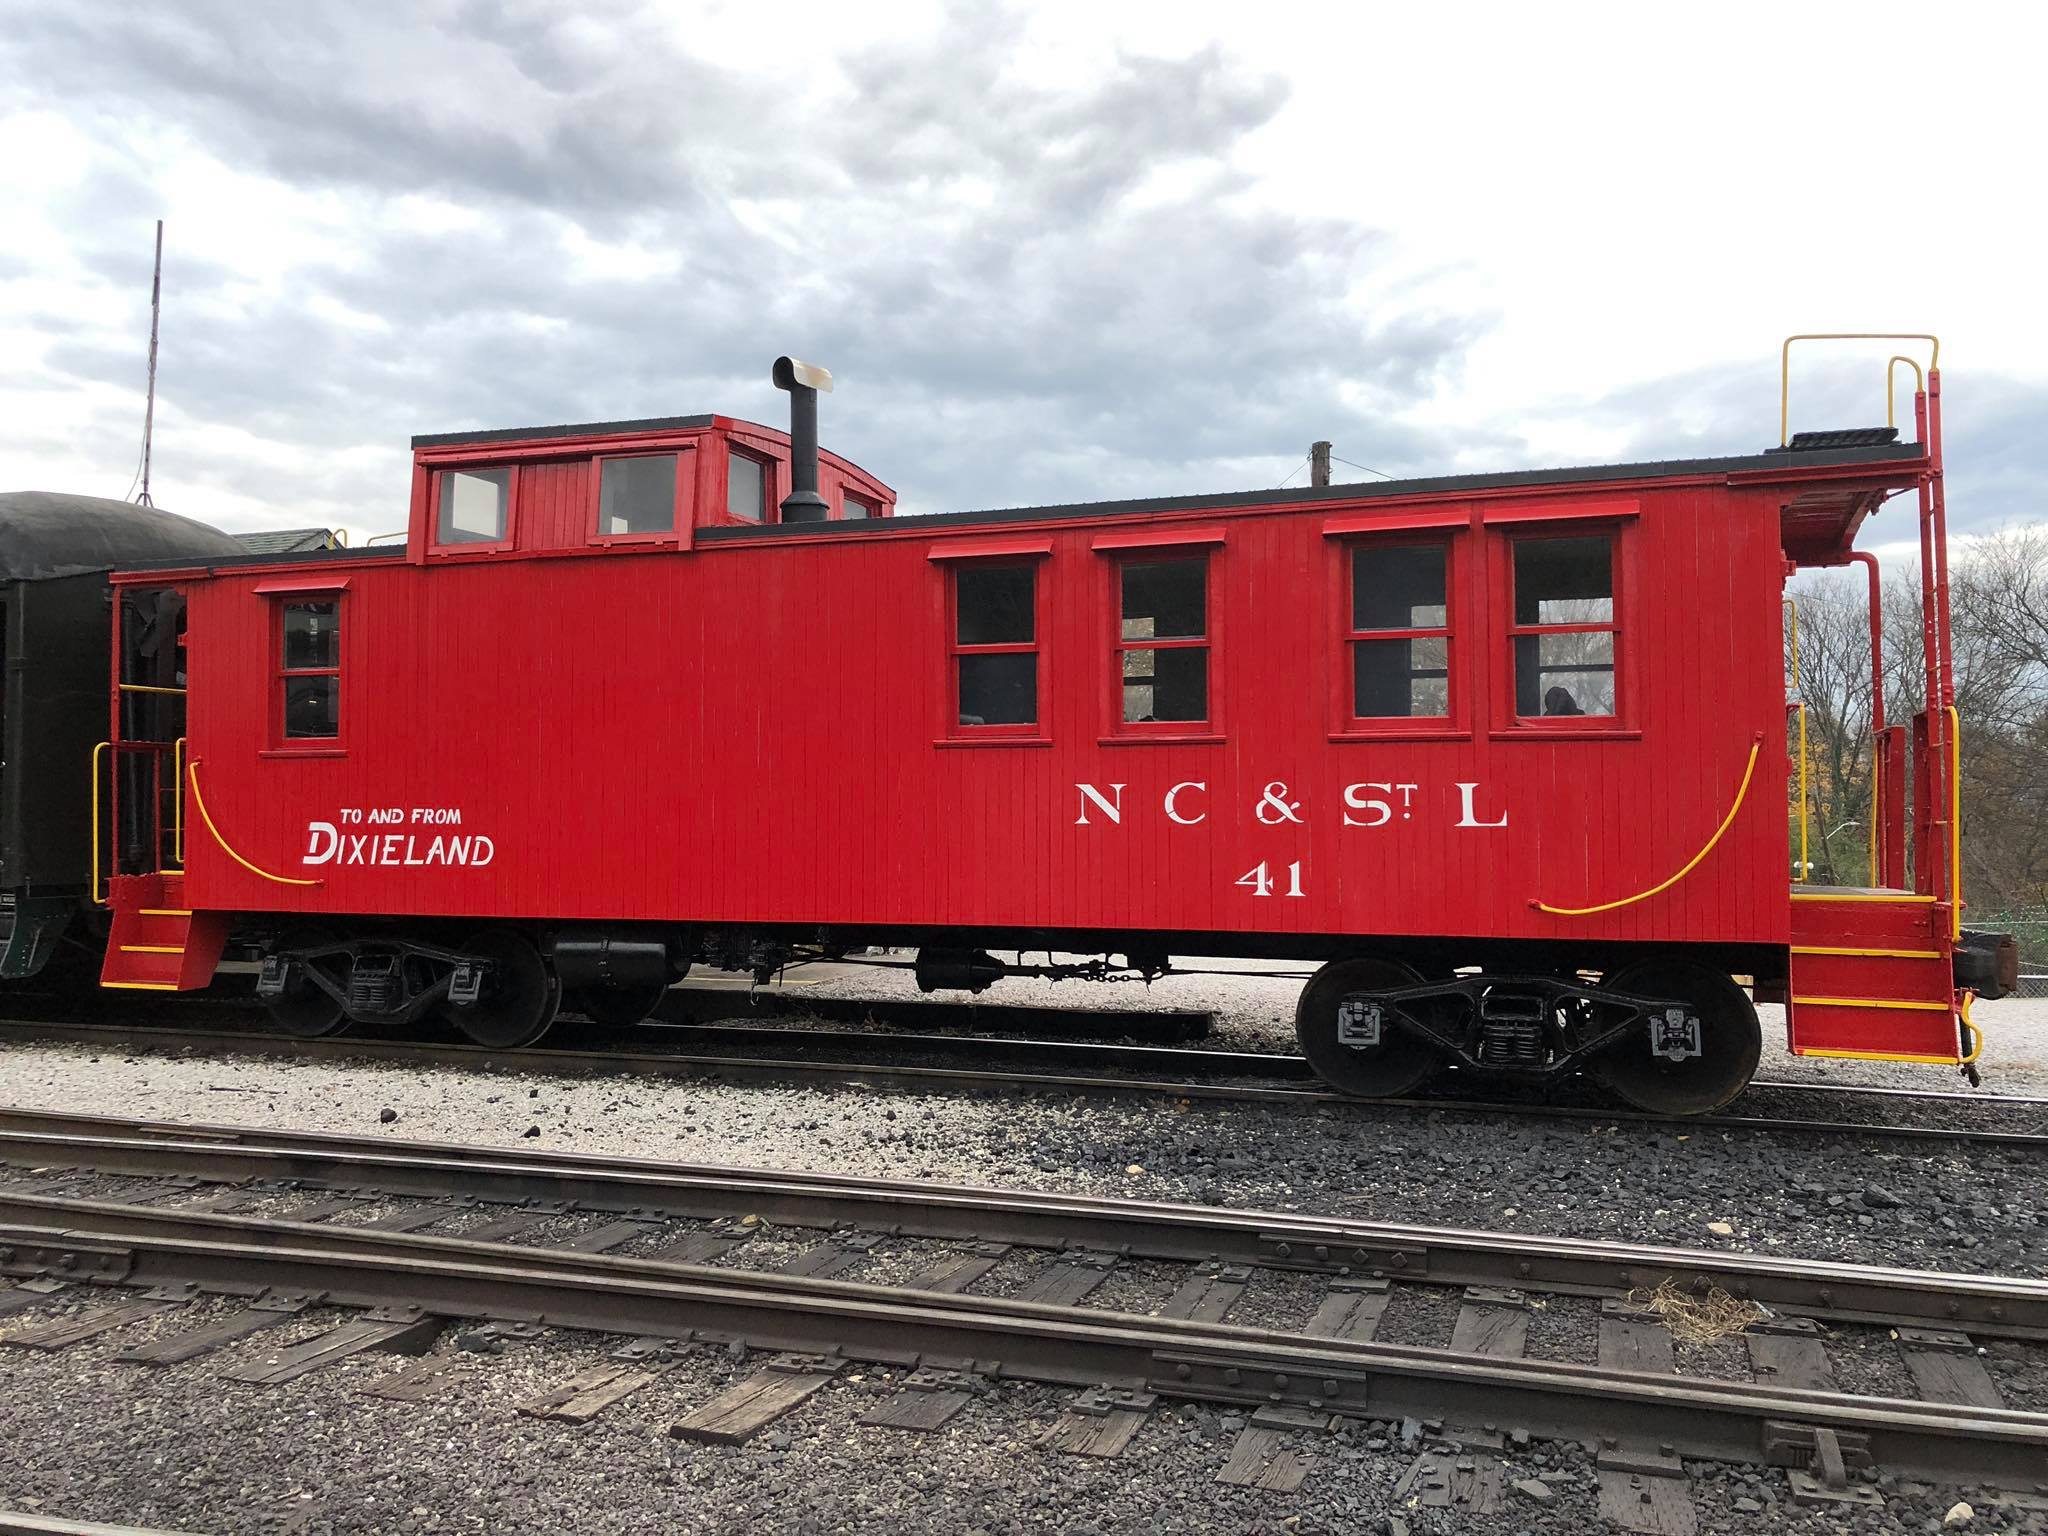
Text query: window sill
1489 727 1641 742
1328 728 1471 743
1097 732 1225 747
260 747 349 760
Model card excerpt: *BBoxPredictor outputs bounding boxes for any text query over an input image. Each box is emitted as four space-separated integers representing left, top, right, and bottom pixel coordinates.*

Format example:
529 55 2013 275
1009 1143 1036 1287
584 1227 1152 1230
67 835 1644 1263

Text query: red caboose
96 344 2013 1113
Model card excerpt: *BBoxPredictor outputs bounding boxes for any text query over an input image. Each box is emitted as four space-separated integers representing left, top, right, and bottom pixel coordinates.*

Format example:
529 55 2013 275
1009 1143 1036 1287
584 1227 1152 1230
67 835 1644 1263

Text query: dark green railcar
1 491 242 981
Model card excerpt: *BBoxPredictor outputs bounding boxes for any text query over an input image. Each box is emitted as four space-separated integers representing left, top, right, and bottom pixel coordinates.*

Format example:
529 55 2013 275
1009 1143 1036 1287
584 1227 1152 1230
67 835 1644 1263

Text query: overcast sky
2 1 2042 554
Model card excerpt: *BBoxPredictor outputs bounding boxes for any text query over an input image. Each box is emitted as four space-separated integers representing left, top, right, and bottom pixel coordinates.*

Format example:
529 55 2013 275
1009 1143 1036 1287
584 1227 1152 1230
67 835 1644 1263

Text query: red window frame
269 594 344 754
1105 549 1219 743
588 450 688 547
1496 523 1629 735
1330 534 1466 740
429 464 518 554
942 556 1049 744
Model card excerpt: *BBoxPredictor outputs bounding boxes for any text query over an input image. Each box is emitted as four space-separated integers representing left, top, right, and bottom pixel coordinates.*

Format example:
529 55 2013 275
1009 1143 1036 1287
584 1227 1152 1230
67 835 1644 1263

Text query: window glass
1120 560 1205 640
284 676 339 739
728 451 766 522
599 455 677 536
844 494 875 519
437 468 510 543
1354 546 1447 630
1513 536 1612 625
959 652 1036 726
1122 646 1207 723
279 599 341 741
952 562 1038 730
957 565 1034 646
1355 636 1450 718
1515 631 1616 716
282 601 338 670
1115 556 1208 725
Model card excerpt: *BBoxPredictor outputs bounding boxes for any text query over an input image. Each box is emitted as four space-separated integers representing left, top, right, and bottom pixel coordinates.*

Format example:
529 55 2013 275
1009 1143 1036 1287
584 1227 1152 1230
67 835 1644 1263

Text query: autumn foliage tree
1788 527 2048 908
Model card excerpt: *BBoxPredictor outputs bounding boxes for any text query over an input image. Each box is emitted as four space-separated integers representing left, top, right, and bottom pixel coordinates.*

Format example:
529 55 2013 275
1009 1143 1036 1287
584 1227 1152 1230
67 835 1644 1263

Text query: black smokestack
772 355 832 522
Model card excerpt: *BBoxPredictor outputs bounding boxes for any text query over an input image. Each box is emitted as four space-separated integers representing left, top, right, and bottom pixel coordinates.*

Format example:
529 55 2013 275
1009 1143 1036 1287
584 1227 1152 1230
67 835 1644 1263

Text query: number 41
1236 860 1305 897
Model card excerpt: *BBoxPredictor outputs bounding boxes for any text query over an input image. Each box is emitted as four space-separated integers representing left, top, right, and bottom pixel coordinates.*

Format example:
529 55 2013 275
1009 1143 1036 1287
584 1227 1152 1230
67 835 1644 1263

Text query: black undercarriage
1329 973 1701 1080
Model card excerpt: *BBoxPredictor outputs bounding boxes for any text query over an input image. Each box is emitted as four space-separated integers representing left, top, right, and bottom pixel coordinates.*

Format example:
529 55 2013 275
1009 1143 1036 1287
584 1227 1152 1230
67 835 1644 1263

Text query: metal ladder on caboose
1780 338 1976 1066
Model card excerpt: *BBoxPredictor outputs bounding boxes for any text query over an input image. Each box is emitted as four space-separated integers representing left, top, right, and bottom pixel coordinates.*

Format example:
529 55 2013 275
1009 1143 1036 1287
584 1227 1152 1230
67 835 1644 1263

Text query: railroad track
3 1014 2045 1151
2 1113 2046 1518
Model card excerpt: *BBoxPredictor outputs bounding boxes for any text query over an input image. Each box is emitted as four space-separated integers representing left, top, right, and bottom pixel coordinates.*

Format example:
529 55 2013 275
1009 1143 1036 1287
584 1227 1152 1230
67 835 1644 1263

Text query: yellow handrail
90 741 110 906
1886 354 1926 430
117 683 187 696
1784 597 1808 882
186 758 321 887
1533 735 1763 916
1780 333 1940 444
1946 705 1963 940
1796 704 1810 881
172 737 187 867
1958 991 1983 1065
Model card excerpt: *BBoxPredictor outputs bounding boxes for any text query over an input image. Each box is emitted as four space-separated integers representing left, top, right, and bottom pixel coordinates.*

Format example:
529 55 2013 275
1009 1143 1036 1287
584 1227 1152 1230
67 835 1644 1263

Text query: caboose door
111 584 191 882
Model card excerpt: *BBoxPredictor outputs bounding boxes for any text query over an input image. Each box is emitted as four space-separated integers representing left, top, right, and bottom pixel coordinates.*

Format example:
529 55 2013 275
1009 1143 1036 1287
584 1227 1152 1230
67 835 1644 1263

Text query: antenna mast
137 219 163 507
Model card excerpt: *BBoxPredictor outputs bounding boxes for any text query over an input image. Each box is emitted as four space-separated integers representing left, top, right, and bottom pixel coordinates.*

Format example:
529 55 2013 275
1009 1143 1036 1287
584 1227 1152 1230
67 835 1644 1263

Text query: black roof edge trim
411 414 718 449
697 441 1927 544
115 544 411 575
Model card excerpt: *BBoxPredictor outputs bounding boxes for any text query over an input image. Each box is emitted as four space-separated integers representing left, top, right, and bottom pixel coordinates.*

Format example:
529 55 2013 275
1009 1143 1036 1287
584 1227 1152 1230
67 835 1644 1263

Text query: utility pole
137 219 163 507
1310 440 1331 488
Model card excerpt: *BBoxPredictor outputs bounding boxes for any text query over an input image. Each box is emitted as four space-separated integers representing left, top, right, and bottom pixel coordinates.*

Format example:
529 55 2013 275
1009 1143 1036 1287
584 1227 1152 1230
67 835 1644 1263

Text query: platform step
99 904 231 992
1788 894 1957 1061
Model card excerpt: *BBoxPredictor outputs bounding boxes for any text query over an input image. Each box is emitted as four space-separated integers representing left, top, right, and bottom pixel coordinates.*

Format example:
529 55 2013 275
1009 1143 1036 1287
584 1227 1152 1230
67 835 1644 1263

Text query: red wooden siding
174 473 1793 950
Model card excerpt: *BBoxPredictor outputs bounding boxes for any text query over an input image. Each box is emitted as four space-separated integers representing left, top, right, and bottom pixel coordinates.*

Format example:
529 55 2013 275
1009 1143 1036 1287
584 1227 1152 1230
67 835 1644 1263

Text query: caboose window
1117 557 1208 725
597 454 678 536
728 450 767 522
279 600 340 740
952 564 1037 727
1510 534 1617 718
844 493 876 519
1350 544 1450 718
436 468 510 544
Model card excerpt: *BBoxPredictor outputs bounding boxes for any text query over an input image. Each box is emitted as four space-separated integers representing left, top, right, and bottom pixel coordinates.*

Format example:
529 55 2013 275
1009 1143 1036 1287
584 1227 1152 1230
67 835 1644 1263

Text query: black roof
411 414 717 449
696 440 1927 544
0 491 246 582
233 527 338 555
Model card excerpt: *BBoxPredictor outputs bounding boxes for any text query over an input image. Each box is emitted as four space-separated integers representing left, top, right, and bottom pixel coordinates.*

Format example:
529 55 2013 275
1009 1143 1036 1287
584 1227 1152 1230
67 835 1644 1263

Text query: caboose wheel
263 928 351 1039
1295 957 1441 1098
444 930 562 1049
570 980 671 1028
1593 958 1761 1116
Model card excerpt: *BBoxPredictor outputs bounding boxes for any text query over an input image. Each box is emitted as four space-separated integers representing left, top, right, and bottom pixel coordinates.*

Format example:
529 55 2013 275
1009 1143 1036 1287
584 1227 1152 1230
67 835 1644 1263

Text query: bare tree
1791 528 2048 908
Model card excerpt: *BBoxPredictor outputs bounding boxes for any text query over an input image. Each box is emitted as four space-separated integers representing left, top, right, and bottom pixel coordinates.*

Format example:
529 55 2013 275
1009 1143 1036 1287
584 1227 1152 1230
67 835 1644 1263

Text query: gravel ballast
3 969 2047 1533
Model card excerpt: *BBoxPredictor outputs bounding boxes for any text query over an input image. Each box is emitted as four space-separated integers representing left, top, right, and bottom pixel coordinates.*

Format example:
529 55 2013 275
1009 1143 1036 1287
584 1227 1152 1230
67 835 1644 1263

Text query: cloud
1506 361 2048 538
1 2 1490 533
64 4 2047 537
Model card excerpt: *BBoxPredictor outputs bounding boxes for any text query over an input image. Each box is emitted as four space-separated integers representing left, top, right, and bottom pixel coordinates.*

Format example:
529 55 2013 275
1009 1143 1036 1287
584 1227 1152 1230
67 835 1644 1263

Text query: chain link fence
1970 908 2048 997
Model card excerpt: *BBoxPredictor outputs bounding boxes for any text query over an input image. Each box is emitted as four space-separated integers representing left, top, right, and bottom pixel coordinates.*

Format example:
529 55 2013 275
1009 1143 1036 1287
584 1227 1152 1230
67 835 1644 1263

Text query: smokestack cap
773 357 833 393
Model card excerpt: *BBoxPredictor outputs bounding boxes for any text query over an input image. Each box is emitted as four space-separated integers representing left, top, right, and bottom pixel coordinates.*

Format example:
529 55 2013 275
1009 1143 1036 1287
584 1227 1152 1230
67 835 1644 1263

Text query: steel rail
2 1017 2043 1150
639 1020 2048 1109
2 1202 2044 1489
48 990 2048 1110
3 1115 2044 1339
0 1517 209 1536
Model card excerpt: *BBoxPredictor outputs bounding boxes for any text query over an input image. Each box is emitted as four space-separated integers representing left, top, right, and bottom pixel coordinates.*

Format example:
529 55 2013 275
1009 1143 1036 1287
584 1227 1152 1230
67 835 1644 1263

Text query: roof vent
1769 426 1901 454
772 356 833 523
